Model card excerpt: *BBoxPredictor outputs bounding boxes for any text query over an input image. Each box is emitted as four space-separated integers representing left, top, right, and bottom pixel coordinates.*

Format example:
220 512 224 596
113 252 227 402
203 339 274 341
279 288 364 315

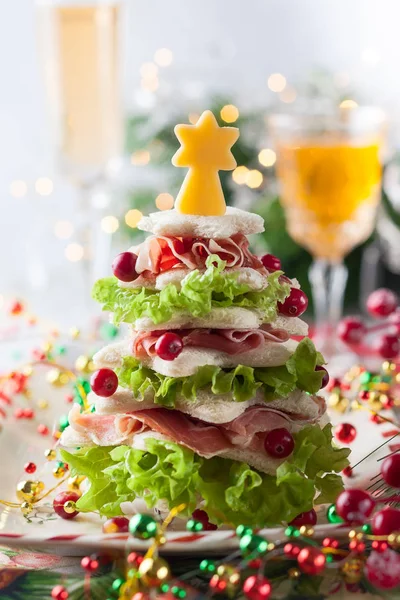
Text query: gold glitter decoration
75 355 94 374
53 466 66 479
21 502 33 516
342 558 363 584
69 326 80 339
63 500 77 514
138 557 171 586
46 368 69 387
288 568 300 579
37 399 49 410
45 449 56 461
16 480 41 502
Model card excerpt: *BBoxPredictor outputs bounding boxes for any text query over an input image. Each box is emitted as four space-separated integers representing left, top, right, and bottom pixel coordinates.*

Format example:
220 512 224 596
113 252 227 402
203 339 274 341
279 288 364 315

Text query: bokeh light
101 216 119 233
140 62 158 78
189 113 200 125
131 150 150 166
54 220 74 239
125 209 143 228
220 104 239 123
35 177 53 196
155 193 174 210
154 48 173 67
246 169 263 188
9 180 27 198
258 149 276 167
65 243 84 262
280 87 297 103
268 73 287 93
232 166 249 185
340 99 358 109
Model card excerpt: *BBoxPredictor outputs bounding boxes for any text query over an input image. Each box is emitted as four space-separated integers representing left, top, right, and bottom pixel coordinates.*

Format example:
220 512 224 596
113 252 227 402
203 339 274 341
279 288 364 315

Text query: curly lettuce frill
92 255 290 326
61 424 350 527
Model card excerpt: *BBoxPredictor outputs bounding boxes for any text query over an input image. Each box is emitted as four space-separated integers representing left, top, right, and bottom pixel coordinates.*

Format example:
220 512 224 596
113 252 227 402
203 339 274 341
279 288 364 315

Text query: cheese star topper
172 110 239 216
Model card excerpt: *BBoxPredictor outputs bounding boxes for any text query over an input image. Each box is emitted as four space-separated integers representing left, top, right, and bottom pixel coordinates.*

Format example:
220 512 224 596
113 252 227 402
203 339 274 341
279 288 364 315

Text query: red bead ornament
81 555 99 572
277 288 308 318
337 317 366 344
9 300 24 316
90 369 118 397
322 537 339 549
359 390 370 401
65 394 74 404
127 552 144 567
366 288 398 318
155 333 184 361
243 575 272 600
23 408 34 419
372 541 388 553
349 540 366 552
209 575 227 593
24 462 37 474
289 509 317 527
372 508 400 535
260 254 281 272
51 586 69 600
191 509 218 531
247 558 262 569
297 547 326 575
335 489 375 524
326 376 341 392
264 428 294 458
370 413 384 424
37 424 49 435
342 466 353 478
14 408 24 419
381 453 400 488
284 543 300 557
335 423 356 444
102 516 130 533
375 334 400 360
112 251 139 282
365 549 400 589
53 491 80 520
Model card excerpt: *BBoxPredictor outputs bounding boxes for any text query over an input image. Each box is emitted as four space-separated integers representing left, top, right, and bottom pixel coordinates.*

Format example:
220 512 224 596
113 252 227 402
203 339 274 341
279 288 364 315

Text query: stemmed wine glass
269 107 387 355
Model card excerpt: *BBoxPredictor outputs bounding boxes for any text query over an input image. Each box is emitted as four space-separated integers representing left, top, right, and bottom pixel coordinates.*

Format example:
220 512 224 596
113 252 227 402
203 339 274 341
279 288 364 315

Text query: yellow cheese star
172 110 239 216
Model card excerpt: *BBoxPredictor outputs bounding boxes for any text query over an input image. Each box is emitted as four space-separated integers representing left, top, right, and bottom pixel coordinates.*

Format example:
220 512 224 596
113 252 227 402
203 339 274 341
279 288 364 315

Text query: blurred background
3 0 400 330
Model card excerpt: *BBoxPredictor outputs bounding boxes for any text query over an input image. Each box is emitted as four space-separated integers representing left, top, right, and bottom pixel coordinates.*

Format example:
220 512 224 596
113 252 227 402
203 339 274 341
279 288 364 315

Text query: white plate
0 337 395 556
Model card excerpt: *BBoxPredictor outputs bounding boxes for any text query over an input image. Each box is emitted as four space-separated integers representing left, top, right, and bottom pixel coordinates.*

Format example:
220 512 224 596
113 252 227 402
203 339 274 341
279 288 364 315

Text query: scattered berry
278 288 308 317
24 462 37 474
381 453 400 488
102 516 130 534
260 254 281 271
335 423 357 444
337 317 365 344
191 509 218 531
342 466 353 478
367 288 398 318
112 252 139 282
53 491 80 520
155 333 183 361
290 509 317 527
37 424 49 435
51 586 69 600
372 508 400 535
264 428 294 458
81 555 99 572
315 365 329 389
336 489 375 524
90 369 118 397
375 334 400 360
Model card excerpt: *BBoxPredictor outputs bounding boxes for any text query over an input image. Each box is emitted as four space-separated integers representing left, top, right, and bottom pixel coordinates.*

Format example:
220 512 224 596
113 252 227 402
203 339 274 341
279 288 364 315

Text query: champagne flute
269 107 387 355
36 0 124 289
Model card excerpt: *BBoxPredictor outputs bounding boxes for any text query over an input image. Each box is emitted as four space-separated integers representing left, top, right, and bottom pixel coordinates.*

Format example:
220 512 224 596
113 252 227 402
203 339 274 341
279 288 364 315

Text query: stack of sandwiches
61 113 349 528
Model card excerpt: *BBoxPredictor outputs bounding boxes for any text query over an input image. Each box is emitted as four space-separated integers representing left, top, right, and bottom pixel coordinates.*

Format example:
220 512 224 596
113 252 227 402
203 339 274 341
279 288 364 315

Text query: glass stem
308 259 348 355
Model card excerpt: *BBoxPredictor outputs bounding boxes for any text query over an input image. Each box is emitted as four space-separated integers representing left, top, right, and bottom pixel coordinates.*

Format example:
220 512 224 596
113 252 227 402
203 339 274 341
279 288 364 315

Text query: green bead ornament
171 585 187 599
111 577 125 592
101 322 119 340
327 504 344 524
186 518 203 532
59 415 69 432
285 526 300 538
236 524 253 538
55 345 67 355
200 559 216 572
129 513 158 539
362 524 372 534
239 533 269 555
160 583 170 593
360 372 372 384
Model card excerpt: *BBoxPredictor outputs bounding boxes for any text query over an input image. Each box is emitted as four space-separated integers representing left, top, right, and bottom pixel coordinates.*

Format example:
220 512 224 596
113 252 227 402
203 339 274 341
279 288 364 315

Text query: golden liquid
276 140 382 261
38 4 122 176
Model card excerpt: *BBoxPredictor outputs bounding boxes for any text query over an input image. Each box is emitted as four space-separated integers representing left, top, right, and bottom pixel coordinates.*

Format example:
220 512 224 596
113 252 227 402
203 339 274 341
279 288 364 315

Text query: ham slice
64 403 322 458
132 234 264 275
133 324 290 359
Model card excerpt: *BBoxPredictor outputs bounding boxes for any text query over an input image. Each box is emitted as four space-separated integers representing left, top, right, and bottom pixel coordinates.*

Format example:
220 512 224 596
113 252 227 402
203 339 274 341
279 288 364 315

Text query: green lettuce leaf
61 424 350 527
92 255 290 326
116 338 324 406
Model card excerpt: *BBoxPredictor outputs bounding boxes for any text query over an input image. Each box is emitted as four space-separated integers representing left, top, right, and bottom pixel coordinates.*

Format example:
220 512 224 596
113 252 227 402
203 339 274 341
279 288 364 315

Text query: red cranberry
372 508 400 535
53 491 80 520
102 516 130 533
90 369 118 397
337 316 366 344
290 509 317 527
112 252 138 282
243 575 272 600
365 549 400 590
24 462 37 474
154 333 183 361
315 365 329 389
342 466 353 478
375 334 400 359
81 555 99 572
381 453 400 488
192 509 217 531
335 489 375 524
335 423 357 444
260 254 281 271
367 288 398 318
264 428 294 458
278 288 308 318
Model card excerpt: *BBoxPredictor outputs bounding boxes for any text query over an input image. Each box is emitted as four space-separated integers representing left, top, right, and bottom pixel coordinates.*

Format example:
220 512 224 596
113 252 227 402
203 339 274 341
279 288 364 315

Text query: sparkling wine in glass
269 107 387 354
